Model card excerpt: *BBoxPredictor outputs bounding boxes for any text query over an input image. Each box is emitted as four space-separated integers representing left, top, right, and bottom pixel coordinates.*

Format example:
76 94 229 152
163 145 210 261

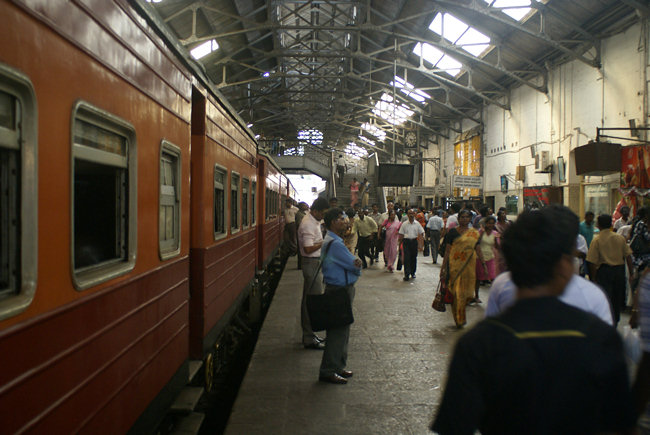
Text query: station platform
224 254 489 434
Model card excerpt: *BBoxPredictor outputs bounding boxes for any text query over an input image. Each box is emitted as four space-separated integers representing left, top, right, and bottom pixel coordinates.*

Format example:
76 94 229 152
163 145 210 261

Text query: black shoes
338 370 353 378
319 373 348 384
403 276 410 281
304 339 325 350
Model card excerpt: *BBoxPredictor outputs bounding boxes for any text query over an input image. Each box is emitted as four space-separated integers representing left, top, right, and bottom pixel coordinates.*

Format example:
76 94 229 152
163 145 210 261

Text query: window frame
70 101 137 291
242 177 249 229
158 140 181 260
0 63 37 321
213 164 227 240
251 180 257 227
230 171 240 233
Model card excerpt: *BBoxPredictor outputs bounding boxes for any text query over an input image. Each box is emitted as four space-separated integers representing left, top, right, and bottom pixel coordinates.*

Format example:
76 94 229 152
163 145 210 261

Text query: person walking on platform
426 210 443 264
297 197 329 350
381 210 401 273
319 208 362 384
586 214 635 325
399 209 425 281
439 209 479 327
369 203 383 261
431 205 636 435
352 208 378 268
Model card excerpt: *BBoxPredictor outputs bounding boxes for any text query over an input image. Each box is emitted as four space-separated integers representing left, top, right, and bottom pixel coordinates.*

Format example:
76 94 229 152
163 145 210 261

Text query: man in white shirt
426 211 444 264
485 271 613 325
336 155 346 187
283 199 299 256
398 209 425 281
297 197 330 349
614 206 631 231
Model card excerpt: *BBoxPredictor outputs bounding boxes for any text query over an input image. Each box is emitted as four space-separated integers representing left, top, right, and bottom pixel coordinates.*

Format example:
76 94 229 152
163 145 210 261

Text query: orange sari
447 228 479 327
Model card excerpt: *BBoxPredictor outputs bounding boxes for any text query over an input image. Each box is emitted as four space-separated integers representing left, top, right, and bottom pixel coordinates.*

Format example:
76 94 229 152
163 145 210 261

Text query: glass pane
0 149 19 296
74 159 124 269
159 204 165 241
0 92 15 130
165 205 174 239
74 119 126 156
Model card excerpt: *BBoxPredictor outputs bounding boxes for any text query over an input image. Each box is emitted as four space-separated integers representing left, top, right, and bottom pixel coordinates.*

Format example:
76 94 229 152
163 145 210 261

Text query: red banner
621 145 650 188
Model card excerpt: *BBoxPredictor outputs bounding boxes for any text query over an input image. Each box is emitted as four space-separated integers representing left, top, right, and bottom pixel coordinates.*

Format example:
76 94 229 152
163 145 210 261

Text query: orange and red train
0 0 297 432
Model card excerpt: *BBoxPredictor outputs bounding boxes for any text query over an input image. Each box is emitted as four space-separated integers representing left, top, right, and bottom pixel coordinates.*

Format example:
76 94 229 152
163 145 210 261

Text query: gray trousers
429 229 441 262
301 256 323 344
319 284 356 377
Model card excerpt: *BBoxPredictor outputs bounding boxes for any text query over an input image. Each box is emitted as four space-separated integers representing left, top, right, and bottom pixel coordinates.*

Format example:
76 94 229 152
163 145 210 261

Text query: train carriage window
159 141 181 260
0 65 37 320
251 181 256 226
214 165 226 238
72 102 136 290
242 178 249 228
231 172 240 232
265 188 270 221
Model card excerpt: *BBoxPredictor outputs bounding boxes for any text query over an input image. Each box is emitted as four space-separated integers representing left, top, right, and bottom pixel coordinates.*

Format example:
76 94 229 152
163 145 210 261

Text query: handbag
306 285 354 331
305 241 354 331
431 281 446 312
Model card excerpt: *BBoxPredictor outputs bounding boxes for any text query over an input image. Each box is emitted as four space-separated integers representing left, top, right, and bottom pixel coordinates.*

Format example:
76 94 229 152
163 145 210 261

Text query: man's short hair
501 205 578 289
345 208 355 218
585 211 595 218
311 197 330 212
324 207 343 229
597 214 612 229
621 206 630 213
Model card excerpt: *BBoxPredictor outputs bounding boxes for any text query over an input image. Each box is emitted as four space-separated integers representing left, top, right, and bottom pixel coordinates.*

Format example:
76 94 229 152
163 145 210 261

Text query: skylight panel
190 40 219 59
390 76 431 104
345 142 368 159
298 129 323 146
428 12 491 58
358 135 375 146
456 27 491 56
483 0 534 21
361 122 386 141
412 43 462 77
372 93 414 126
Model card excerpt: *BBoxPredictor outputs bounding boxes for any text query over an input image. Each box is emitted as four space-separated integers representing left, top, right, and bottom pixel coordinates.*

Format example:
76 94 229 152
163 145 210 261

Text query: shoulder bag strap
308 240 333 291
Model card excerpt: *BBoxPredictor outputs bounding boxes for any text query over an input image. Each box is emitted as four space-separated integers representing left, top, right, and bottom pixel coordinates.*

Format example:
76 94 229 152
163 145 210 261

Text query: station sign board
452 175 483 189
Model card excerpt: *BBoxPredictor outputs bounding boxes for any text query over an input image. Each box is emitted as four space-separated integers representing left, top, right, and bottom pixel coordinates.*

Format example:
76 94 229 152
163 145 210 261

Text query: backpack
630 234 650 256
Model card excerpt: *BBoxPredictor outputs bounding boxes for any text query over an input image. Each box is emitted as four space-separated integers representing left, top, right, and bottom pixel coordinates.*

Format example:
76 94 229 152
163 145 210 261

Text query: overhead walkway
272 146 333 180
224 255 489 434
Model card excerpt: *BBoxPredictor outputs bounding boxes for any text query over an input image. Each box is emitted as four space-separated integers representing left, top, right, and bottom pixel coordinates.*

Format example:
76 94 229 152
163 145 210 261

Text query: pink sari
382 218 402 271
350 181 360 207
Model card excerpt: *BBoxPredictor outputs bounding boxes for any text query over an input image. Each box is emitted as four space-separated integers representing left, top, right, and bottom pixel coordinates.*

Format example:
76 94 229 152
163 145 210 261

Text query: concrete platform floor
225 254 489 435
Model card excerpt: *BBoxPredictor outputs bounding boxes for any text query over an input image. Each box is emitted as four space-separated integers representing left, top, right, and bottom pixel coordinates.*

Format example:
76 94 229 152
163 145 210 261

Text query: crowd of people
281 195 650 432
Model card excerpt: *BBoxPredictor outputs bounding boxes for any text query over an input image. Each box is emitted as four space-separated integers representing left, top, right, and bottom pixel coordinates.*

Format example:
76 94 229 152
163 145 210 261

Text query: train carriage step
170 412 204 435
188 360 203 384
170 387 204 414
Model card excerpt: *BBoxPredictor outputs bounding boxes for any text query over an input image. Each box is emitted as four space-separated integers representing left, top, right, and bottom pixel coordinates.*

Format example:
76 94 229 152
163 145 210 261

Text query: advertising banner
621 145 650 188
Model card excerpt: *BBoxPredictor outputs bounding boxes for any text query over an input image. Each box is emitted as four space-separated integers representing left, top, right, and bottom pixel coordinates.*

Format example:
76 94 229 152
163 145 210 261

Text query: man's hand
354 258 363 268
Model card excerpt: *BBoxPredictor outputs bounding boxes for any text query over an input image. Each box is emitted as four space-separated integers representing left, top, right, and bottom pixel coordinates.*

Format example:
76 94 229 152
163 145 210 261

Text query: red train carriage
0 1 192 432
256 152 285 269
189 83 258 362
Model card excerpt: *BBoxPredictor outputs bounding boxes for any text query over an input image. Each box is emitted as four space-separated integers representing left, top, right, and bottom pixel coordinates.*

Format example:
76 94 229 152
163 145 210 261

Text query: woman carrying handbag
439 210 480 328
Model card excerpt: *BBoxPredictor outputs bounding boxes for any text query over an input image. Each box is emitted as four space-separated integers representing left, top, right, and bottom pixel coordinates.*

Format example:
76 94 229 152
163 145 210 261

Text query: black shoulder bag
306 241 355 331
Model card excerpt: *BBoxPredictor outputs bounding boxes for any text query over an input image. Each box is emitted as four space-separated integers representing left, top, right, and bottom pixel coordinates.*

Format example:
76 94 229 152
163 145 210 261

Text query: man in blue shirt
319 208 362 384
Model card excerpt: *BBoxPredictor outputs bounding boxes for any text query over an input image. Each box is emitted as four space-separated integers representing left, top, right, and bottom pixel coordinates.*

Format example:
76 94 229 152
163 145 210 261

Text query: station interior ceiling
139 0 647 161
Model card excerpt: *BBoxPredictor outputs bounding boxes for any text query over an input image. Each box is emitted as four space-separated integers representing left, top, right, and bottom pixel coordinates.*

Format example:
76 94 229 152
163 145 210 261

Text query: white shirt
485 272 613 325
575 234 588 274
298 212 323 257
614 217 629 231
427 215 443 231
398 220 425 239
337 157 345 167
284 205 299 223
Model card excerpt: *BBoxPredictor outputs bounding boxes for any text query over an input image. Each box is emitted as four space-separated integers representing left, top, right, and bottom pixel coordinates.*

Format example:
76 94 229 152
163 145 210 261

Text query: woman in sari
439 209 480 328
349 178 360 208
381 210 402 272
474 216 500 302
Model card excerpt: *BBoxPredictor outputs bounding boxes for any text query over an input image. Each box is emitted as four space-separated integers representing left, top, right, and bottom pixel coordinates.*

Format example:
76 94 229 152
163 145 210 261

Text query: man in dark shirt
431 205 636 435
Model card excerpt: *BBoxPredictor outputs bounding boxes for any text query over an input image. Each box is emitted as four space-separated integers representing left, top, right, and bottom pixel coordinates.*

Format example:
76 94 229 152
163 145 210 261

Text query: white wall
429 21 646 212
